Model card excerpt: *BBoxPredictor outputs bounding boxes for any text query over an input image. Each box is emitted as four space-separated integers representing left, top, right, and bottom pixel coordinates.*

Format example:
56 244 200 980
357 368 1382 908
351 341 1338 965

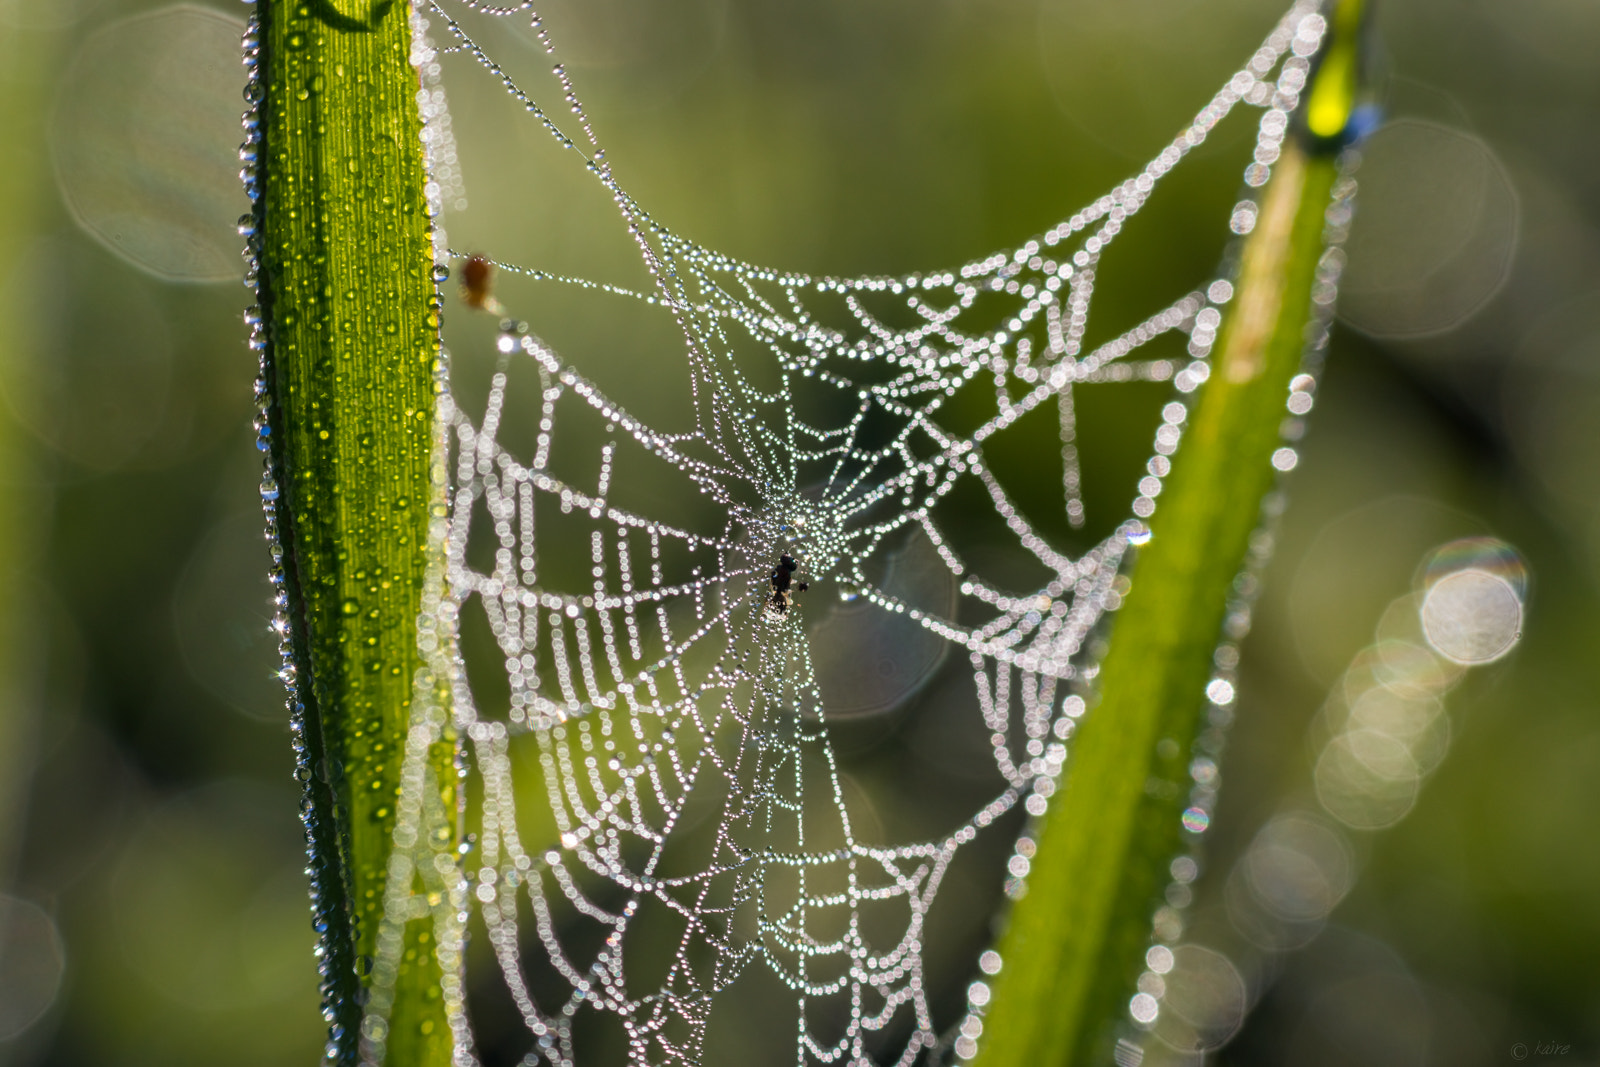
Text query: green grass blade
253 2 452 1064
971 11 1366 1063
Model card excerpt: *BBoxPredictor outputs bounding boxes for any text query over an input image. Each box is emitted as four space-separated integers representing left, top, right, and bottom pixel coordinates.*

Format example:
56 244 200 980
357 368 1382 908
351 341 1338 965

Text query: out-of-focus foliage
0 0 1597 1064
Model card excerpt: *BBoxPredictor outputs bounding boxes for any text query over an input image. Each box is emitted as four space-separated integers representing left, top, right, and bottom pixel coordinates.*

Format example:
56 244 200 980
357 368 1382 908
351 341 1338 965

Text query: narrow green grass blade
972 10 1366 1064
254 3 452 1063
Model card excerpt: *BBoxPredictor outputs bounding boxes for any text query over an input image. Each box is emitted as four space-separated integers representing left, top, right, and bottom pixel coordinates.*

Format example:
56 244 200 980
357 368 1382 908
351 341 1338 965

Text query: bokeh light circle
1315 732 1419 831
1343 687 1450 775
111 781 316 1011
1242 813 1353 926
1421 571 1522 665
172 511 288 722
1338 120 1518 339
808 527 957 718
1418 538 1527 665
0 238 175 470
1289 496 1484 685
1151 944 1248 1053
1366 637 1461 700
0 896 66 1040
50 4 247 283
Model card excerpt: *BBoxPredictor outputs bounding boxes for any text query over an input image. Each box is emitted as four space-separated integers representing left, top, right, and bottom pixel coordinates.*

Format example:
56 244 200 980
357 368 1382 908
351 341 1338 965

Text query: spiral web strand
360 3 1334 1065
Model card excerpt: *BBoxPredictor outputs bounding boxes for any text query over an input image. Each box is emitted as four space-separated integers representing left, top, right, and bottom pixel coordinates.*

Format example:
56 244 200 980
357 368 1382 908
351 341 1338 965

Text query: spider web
362 3 1333 1065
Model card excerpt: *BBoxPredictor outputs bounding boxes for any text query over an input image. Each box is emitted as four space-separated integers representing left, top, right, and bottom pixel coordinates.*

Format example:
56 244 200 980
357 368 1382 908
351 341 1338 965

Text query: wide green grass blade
971 7 1367 1063
253 2 452 1064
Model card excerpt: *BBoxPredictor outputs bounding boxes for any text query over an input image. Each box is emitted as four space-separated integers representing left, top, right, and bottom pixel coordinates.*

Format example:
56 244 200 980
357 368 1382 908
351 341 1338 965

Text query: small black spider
768 554 809 614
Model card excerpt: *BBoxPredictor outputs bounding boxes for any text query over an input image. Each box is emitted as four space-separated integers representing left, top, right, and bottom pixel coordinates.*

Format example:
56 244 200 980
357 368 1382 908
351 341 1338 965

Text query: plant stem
971 10 1364 1060
255 2 452 1064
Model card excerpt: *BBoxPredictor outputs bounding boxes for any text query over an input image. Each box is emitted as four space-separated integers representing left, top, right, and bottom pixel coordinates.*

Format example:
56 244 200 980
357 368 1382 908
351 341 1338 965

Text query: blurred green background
1 0 1597 1064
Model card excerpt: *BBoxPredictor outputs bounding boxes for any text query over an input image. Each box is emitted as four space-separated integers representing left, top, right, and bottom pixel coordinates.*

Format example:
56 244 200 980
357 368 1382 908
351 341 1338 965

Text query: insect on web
365 2 1336 1065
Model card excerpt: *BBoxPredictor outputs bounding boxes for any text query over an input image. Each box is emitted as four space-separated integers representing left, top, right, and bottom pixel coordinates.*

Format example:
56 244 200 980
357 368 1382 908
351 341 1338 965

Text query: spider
767 554 808 615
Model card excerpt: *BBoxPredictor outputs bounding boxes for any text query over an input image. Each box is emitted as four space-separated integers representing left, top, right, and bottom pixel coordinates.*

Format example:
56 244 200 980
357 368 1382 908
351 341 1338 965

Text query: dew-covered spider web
363 3 1340 1064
